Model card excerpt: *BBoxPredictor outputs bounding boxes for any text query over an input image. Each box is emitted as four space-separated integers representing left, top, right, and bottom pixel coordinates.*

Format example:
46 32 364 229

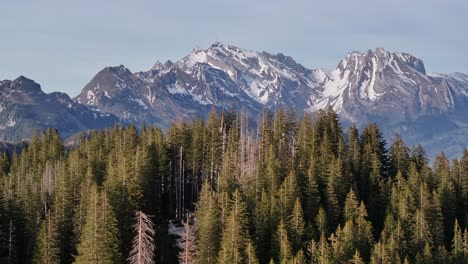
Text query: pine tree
316 207 328 235
278 170 300 219
293 249 306 264
412 209 431 253
389 133 410 178
218 189 250 264
434 153 457 246
275 218 292 264
304 162 321 225
195 182 221 264
452 219 466 264
74 186 120 264
339 191 373 261
288 197 305 251
307 233 332 264
369 241 391 264
255 189 271 263
33 211 61 264
347 125 361 183
459 150 468 228
350 249 365 264
344 190 359 222
205 109 224 184
245 240 259 264
324 182 340 231
328 156 349 206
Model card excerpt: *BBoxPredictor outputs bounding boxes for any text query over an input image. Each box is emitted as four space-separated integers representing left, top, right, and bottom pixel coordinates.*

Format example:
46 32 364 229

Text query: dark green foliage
0 109 465 263
195 181 221 264
74 186 120 263
218 189 251 264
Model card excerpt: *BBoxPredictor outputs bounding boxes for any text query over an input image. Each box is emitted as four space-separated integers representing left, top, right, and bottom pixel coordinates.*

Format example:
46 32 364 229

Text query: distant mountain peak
338 47 426 77
70 44 468 158
1 44 468 159
0 76 118 142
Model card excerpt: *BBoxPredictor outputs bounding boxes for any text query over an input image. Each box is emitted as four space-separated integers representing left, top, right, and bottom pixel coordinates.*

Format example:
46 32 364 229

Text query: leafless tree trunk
178 215 197 264
128 211 156 264
8 220 16 264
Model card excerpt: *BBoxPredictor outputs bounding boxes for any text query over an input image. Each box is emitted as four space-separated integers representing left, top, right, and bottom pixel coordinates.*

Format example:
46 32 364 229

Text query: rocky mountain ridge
0 76 118 141
3 43 468 158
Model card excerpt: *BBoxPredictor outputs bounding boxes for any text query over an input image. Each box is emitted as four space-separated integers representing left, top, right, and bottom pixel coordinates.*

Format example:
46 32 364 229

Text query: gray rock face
75 42 328 128
75 43 468 158
0 76 119 142
316 48 461 124
3 43 468 158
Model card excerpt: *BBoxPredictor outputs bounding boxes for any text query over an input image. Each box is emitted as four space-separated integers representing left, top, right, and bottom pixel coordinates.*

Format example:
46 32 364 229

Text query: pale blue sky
1 0 467 96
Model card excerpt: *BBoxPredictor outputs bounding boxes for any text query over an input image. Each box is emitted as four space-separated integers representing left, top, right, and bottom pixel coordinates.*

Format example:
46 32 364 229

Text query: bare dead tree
178 215 197 264
41 162 55 214
128 211 156 264
8 219 16 264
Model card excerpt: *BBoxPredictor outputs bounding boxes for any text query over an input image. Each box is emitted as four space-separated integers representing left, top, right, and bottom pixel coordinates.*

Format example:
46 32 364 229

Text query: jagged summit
70 43 468 158
0 43 463 158
0 76 118 141
338 47 426 74
75 44 467 122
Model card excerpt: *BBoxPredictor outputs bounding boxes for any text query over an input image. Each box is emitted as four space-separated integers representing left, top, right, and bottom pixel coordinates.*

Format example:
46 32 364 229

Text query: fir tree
288 197 305 251
307 233 332 264
275 218 292 264
218 189 250 264
245 240 260 264
33 211 61 264
195 182 220 264
74 186 120 264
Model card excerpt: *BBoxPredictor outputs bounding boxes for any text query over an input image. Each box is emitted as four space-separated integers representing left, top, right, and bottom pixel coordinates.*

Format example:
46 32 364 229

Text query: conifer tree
195 182 220 264
351 249 365 264
324 182 340 231
452 219 466 264
255 189 271 263
307 233 332 264
316 207 328 236
293 249 306 264
275 218 292 264
277 170 299 219
33 211 61 264
3 110 468 264
328 156 349 206
304 161 321 224
288 197 305 251
344 190 359 222
434 153 457 246
369 241 391 264
218 189 250 264
412 209 431 253
245 240 260 264
347 125 361 180
74 186 120 264
389 133 410 178
205 109 224 184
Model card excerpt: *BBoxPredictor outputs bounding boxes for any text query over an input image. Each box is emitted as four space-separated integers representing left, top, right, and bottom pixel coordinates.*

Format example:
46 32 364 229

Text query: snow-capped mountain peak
71 44 468 158
1 43 467 159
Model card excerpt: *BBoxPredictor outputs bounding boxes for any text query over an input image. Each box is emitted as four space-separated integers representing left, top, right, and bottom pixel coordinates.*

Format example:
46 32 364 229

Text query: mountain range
2 42 468 158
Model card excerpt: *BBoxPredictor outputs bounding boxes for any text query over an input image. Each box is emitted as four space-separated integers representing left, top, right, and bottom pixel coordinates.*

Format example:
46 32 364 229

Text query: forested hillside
0 108 467 264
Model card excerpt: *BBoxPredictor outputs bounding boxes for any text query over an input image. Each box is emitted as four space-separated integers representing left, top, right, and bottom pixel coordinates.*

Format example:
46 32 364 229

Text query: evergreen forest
0 108 467 264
